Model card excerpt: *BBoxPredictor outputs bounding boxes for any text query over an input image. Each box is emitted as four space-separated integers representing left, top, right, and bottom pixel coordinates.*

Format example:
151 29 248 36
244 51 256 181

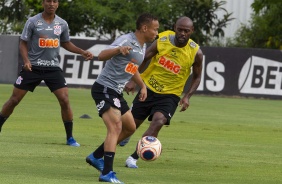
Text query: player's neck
42 12 56 24
134 31 145 48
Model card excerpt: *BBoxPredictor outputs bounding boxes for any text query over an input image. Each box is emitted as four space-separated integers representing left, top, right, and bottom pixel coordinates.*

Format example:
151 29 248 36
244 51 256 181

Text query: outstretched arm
61 41 93 60
98 46 132 61
179 48 203 112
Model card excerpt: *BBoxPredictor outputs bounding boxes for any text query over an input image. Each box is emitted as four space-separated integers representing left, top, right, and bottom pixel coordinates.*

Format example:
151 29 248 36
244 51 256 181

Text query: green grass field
0 84 281 184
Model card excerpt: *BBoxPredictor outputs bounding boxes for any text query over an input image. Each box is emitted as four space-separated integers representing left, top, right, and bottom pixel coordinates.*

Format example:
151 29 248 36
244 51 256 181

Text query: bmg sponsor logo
239 56 282 96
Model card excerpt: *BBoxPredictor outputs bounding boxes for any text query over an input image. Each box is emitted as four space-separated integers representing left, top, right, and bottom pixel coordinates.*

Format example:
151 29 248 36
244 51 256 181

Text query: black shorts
131 88 180 125
91 82 129 117
14 66 67 92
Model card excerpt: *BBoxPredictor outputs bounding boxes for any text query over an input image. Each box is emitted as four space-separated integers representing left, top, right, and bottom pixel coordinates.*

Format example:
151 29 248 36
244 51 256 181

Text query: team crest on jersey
36 20 43 26
171 49 177 58
113 98 121 108
54 25 61 35
16 76 23 85
160 36 167 41
189 41 197 48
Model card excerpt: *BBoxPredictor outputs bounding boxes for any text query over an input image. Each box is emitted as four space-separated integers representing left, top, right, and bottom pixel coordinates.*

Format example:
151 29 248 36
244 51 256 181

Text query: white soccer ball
137 136 162 161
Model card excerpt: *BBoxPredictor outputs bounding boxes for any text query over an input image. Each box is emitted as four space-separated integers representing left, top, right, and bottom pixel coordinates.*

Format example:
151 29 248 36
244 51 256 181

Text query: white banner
239 56 282 96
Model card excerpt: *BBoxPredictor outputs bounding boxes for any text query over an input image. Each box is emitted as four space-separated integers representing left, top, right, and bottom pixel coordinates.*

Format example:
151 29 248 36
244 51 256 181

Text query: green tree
0 0 29 34
0 0 233 46
231 0 282 49
167 0 234 45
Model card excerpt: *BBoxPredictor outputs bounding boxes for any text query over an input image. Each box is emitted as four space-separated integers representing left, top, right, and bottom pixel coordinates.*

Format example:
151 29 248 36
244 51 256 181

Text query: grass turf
0 84 281 184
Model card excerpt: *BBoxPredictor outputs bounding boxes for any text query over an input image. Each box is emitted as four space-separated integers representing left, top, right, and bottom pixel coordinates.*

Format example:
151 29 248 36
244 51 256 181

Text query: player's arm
19 40 32 71
61 41 93 60
131 70 147 101
179 48 203 112
98 46 132 61
138 40 158 73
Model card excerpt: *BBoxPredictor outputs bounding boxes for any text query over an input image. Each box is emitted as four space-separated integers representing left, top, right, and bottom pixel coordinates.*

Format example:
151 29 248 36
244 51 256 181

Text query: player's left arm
131 70 147 102
61 41 93 60
179 48 203 112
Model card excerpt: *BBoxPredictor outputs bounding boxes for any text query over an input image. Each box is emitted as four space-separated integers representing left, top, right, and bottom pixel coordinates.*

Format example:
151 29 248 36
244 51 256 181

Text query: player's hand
138 86 147 102
82 50 94 60
23 62 32 71
124 80 137 95
179 97 190 112
119 46 132 55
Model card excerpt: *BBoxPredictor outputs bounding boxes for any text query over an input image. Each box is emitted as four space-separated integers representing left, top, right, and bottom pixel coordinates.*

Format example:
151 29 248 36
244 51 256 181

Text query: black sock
131 150 139 160
93 143 104 158
0 114 8 132
102 152 115 175
63 121 73 140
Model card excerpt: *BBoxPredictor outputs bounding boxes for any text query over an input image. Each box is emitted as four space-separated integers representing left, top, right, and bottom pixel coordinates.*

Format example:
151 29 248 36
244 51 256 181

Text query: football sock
63 121 73 140
131 151 139 160
102 152 115 175
0 114 8 132
93 142 104 158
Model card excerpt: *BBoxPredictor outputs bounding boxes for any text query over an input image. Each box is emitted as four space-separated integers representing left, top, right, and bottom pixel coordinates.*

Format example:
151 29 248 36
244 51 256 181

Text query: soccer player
85 13 159 183
0 0 93 147
122 16 203 168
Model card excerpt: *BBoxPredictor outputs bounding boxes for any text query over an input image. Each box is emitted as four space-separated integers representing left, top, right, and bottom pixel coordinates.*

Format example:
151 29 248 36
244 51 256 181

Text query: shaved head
174 16 194 47
175 16 193 28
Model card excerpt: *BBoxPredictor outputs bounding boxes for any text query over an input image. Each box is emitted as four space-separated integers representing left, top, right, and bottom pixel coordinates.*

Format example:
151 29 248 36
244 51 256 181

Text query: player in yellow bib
141 30 199 96
122 16 203 168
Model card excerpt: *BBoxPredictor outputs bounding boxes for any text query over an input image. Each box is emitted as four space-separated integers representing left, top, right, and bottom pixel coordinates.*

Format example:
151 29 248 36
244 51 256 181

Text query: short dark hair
136 13 158 30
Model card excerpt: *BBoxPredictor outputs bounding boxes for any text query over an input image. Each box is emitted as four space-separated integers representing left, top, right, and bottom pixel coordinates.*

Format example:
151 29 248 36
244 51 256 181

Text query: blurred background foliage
0 0 281 49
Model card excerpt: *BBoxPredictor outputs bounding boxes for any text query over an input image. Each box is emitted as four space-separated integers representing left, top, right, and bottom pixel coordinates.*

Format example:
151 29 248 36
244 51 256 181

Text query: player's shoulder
54 15 68 26
158 30 175 41
187 38 199 49
26 13 41 24
115 32 138 47
117 33 132 40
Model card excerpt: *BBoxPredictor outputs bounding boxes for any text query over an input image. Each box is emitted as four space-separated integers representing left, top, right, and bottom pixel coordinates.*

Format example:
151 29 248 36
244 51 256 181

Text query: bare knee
59 97 70 108
144 114 166 137
127 125 136 137
54 88 71 110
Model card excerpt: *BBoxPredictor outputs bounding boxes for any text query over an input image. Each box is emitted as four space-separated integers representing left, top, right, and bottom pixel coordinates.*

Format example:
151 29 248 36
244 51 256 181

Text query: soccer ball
137 136 162 161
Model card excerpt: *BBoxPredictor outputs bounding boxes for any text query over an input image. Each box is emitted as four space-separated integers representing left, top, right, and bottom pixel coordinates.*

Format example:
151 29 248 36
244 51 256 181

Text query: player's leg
126 93 180 168
118 110 136 144
87 106 124 183
118 96 138 146
0 67 40 133
86 82 124 183
101 107 122 173
53 87 79 146
119 89 152 146
141 111 167 137
125 113 166 168
45 69 79 146
0 87 28 132
88 107 123 182
53 87 72 121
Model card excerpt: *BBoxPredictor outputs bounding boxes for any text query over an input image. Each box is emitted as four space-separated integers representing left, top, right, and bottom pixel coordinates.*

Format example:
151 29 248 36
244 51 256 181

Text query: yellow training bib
141 30 199 96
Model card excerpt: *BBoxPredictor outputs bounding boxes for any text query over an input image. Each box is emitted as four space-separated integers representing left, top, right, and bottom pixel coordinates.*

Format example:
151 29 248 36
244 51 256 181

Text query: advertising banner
1 36 281 99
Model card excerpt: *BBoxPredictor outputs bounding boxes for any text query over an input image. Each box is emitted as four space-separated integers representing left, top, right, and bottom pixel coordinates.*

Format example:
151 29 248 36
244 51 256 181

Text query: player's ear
142 24 147 32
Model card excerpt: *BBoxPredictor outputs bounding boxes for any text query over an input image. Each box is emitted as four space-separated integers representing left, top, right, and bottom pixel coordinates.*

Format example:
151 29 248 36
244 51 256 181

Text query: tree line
0 0 281 49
